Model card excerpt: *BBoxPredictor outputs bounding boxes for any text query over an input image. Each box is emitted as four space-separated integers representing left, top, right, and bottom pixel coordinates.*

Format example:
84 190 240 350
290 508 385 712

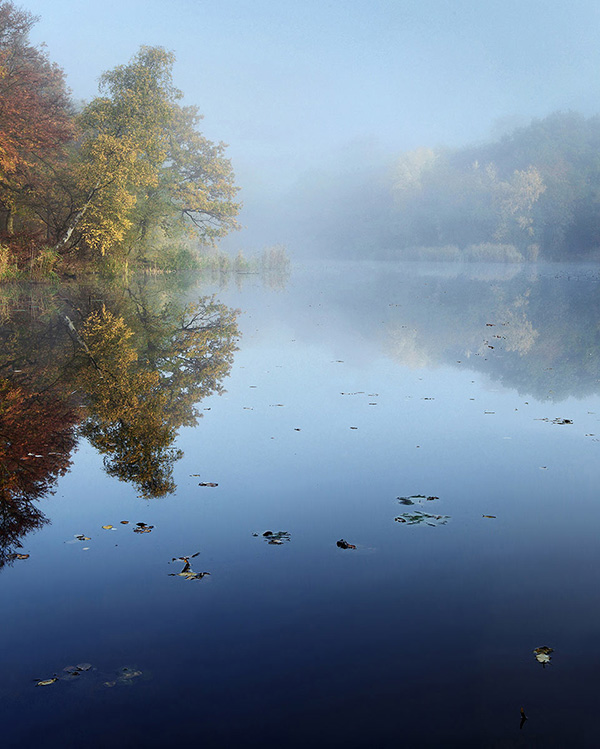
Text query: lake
2 260 600 747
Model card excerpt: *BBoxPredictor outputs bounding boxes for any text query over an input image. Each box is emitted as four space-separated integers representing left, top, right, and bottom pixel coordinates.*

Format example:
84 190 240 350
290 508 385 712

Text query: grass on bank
0 243 291 282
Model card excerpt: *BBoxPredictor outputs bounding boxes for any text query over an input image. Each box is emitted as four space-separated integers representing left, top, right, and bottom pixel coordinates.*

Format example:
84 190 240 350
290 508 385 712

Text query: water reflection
0 277 239 564
379 266 600 400
312 263 600 401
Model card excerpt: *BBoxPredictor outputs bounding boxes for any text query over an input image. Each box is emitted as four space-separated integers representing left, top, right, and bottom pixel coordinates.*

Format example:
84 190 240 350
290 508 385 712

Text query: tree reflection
75 299 238 497
0 380 78 566
0 280 239 561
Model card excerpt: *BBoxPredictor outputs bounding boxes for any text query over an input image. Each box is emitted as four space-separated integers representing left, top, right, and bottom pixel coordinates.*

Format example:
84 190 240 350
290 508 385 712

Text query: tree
0 1 74 242
57 46 240 261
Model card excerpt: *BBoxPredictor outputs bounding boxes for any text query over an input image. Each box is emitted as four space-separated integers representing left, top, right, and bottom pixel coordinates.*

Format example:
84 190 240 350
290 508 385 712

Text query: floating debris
397 495 439 506
260 531 290 545
533 646 553 667
395 511 450 527
336 539 356 550
120 521 129 525
9 552 30 560
520 707 527 730
133 522 154 534
104 666 144 687
169 553 209 581
482 515 497 519
535 418 573 425
101 525 115 531
198 482 218 487
36 677 58 687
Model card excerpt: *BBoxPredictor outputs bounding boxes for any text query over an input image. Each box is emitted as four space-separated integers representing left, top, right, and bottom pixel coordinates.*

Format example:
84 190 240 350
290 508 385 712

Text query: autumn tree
56 46 240 262
0 2 74 245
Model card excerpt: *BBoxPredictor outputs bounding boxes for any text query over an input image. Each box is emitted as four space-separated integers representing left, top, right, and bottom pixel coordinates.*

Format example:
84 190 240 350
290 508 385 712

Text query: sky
22 0 600 246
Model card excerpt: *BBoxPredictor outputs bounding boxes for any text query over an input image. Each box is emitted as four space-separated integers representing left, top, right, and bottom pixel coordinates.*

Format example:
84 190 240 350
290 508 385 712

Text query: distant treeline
0 2 240 278
295 111 600 261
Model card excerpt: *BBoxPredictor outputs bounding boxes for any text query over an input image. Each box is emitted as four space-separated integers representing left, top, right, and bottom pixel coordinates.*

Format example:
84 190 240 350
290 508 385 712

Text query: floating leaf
198 482 218 487
169 553 209 581
133 523 154 534
15 553 29 560
533 646 553 667
36 677 58 686
120 521 129 525
102 525 114 530
397 495 439 506
258 530 290 544
395 511 450 526
482 515 497 519
336 539 356 550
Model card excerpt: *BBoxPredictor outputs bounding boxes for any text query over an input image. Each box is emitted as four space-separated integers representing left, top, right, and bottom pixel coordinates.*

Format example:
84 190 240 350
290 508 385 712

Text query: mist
20 0 600 259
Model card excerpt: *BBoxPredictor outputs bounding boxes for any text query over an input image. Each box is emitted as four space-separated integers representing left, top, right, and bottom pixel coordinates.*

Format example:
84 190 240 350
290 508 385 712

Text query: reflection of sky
3 263 600 746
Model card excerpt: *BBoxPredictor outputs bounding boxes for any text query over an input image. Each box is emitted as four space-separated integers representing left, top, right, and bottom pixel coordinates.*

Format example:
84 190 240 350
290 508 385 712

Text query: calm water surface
2 261 600 747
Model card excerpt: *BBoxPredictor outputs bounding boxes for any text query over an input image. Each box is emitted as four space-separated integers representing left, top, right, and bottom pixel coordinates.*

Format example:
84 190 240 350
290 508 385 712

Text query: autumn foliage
0 2 240 274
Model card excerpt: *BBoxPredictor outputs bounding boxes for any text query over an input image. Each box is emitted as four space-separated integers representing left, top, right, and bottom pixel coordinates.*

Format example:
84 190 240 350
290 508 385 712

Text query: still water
2 261 600 747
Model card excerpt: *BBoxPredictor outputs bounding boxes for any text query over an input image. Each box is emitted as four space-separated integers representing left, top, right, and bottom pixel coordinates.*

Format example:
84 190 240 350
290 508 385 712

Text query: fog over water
23 0 600 252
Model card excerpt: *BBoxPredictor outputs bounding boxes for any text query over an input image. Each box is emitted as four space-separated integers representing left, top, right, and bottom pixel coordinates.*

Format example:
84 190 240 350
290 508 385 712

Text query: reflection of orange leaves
0 379 78 501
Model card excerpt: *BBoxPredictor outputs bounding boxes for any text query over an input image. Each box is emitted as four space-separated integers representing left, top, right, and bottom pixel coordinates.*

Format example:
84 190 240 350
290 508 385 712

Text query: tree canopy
0 3 240 272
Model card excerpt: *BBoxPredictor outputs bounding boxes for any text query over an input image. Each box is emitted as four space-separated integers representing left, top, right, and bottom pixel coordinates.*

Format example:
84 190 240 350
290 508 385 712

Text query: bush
0 244 20 281
29 246 60 280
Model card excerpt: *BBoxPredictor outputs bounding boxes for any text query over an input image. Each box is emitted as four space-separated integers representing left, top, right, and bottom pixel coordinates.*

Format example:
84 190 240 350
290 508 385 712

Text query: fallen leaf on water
482 515 496 519
14 553 30 560
520 707 527 730
395 511 450 527
36 677 58 686
397 495 439 506
259 531 290 544
102 525 114 530
120 521 129 525
336 539 356 550
133 522 154 534
199 482 218 487
533 646 553 667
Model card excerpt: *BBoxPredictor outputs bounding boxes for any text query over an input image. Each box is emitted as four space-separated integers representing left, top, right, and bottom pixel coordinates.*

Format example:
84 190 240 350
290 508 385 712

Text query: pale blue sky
22 0 600 240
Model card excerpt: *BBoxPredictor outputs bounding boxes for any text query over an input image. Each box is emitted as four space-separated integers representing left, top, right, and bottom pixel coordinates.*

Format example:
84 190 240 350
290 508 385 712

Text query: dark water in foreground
2 261 600 747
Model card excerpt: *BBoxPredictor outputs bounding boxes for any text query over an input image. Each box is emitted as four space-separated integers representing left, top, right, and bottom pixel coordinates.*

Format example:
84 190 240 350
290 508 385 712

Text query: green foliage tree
56 46 240 263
